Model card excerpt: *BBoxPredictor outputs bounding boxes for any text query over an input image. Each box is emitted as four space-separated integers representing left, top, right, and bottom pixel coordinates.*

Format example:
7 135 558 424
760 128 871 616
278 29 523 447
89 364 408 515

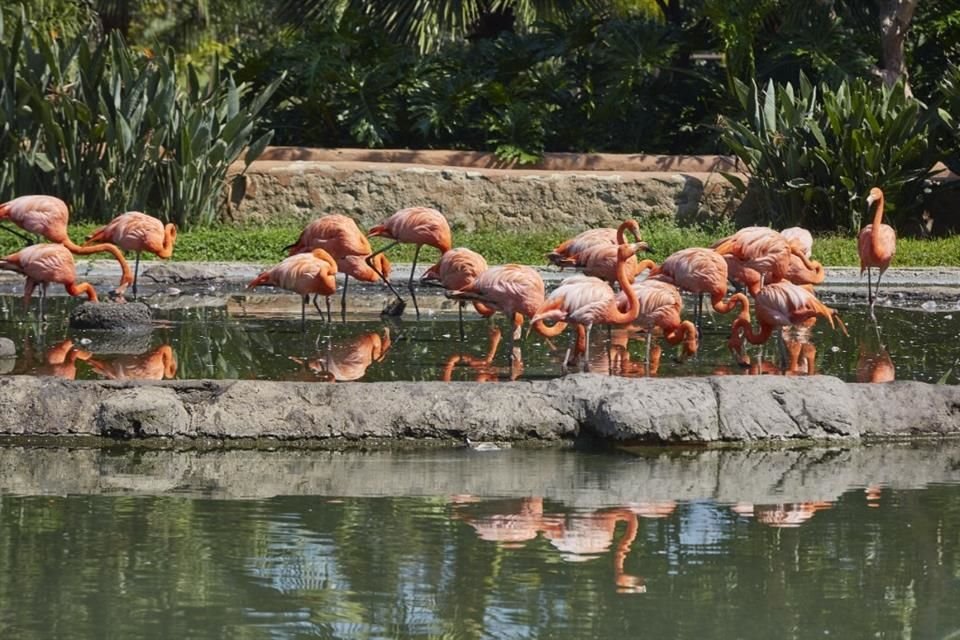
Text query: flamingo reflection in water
712 326 818 377
441 327 523 382
731 501 833 527
452 496 551 548
289 328 391 382
86 344 177 380
14 338 91 379
856 332 895 383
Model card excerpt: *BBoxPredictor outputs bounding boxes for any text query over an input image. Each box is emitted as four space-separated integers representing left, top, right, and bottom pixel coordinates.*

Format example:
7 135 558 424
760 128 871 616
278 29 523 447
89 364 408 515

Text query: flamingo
712 226 821 295
18 339 93 379
859 187 896 314
284 214 392 318
366 206 452 316
547 222 643 267
727 281 847 366
619 279 699 368
651 247 750 335
85 211 177 298
531 248 654 370
420 247 494 339
447 264 545 363
0 196 133 295
0 244 98 321
246 248 338 331
87 344 178 380
780 226 813 258
548 220 652 285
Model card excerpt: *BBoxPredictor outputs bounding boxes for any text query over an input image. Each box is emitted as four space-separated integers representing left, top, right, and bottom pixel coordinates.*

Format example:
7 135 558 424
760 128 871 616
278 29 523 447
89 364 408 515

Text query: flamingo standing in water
247 249 338 331
547 222 644 267
651 247 750 335
712 226 820 295
858 188 896 314
727 281 847 366
85 211 177 298
531 247 653 370
366 206 452 316
285 214 392 318
0 244 98 322
421 247 494 339
447 264 545 363
0 196 133 295
619 279 699 368
549 220 653 285
780 227 813 258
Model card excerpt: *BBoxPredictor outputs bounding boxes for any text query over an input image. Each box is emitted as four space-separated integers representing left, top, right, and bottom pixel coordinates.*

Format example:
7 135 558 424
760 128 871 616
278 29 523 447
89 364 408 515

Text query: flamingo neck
871 192 886 258
159 224 177 258
607 258 653 324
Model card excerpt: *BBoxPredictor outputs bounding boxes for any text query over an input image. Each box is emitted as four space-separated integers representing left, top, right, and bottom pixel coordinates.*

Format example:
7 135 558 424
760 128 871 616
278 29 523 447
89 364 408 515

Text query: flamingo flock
0 187 898 376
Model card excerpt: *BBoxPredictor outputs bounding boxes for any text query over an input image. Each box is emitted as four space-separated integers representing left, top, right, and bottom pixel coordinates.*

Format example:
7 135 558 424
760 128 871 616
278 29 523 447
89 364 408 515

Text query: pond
0 442 958 639
0 285 957 384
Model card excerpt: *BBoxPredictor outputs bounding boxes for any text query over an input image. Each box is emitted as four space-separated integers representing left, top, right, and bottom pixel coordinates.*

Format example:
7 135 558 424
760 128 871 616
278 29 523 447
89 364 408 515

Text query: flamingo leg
510 312 523 364
696 293 704 341
408 245 422 319
875 269 884 306
458 301 465 342
133 251 141 298
340 275 350 320
645 323 654 374
365 241 406 314
582 325 592 372
0 223 36 246
866 267 873 306
311 294 327 323
564 328 576 369
39 283 48 325
301 295 308 332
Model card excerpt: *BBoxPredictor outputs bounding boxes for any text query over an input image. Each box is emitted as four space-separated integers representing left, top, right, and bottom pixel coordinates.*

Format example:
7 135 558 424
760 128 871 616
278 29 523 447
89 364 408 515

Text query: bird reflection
453 497 647 593
731 501 833 527
86 344 178 380
583 328 662 377
290 328 391 382
14 337 91 379
856 322 895 383
441 327 523 381
712 327 818 377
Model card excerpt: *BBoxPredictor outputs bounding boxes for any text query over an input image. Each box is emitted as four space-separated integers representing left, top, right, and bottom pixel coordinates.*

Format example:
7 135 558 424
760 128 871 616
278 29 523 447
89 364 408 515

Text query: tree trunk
875 0 920 94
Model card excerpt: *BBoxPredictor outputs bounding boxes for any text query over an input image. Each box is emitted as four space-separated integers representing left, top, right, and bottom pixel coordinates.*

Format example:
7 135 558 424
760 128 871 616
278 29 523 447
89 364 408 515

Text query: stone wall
2 374 958 445
225 148 746 229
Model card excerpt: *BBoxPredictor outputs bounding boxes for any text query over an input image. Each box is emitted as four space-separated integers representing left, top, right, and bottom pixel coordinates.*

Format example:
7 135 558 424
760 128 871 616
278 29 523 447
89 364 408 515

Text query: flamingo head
617 219 642 244
866 187 883 207
420 261 441 285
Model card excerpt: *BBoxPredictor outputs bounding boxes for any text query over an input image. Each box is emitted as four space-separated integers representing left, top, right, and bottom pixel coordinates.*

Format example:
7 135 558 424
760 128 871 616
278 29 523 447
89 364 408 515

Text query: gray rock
73 330 154 355
96 386 191 438
69 301 153 331
0 337 15 358
142 263 217 283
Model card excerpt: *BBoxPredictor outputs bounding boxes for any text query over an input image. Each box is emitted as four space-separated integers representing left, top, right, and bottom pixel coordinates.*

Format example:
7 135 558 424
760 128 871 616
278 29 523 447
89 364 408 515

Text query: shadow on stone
69 302 153 332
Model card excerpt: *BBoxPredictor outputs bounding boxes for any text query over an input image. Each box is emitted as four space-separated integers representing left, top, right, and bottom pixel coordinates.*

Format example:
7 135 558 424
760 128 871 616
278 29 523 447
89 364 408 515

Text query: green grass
0 220 957 267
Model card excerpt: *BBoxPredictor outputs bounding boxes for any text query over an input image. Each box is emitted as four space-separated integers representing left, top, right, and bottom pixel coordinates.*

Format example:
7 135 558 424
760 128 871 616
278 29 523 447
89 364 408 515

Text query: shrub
720 74 938 233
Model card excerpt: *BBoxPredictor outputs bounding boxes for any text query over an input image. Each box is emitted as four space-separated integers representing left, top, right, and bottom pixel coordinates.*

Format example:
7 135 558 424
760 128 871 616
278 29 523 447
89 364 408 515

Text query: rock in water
69 302 153 331
0 337 15 358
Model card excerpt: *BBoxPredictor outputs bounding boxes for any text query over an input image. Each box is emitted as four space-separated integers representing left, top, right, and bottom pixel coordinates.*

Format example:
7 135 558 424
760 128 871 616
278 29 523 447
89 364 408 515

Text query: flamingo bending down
0 244 98 322
547 221 643 267
858 187 896 314
780 227 813 258
727 281 847 365
285 214 392 318
619 279 699 367
531 249 654 370
651 247 750 334
548 220 652 285
85 211 177 297
247 249 338 331
447 264 545 363
0 196 133 295
420 247 494 339
366 206 452 316
712 226 821 295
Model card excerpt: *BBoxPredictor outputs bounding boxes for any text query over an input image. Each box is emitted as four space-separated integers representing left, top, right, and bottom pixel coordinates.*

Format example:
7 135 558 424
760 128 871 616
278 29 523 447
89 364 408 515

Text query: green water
1 444 959 638
0 291 957 383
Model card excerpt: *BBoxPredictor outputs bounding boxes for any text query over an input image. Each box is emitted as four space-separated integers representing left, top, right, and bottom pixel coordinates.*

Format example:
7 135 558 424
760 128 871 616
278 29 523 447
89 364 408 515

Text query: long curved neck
62 238 133 292
531 318 567 337
734 313 773 346
612 510 639 581
871 192 886 258
607 258 654 324
712 291 750 315
616 221 631 244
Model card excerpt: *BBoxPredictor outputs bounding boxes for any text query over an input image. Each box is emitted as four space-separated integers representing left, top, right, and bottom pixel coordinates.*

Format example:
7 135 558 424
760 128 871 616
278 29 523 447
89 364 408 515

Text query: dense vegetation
1 0 958 233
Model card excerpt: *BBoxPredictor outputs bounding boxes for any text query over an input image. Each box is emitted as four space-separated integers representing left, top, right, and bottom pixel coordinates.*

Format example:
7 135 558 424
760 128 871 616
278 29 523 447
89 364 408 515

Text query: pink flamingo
531 248 653 369
651 247 750 334
547 222 644 267
420 247 494 339
289 329 391 382
0 243 98 321
247 249 338 330
548 220 652 285
858 187 896 314
780 226 813 258
620 279 699 368
727 281 846 366
448 264 545 362
712 226 820 295
0 196 133 295
85 211 177 297
366 206 452 316
285 214 392 317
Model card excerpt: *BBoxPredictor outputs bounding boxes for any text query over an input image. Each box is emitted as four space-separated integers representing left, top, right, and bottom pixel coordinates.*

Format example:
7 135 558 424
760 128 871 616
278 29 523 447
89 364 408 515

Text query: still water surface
0 444 959 638
0 290 957 383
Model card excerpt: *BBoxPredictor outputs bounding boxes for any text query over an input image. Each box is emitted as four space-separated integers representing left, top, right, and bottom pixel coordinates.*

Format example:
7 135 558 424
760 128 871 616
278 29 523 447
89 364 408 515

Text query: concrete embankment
2 374 958 445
